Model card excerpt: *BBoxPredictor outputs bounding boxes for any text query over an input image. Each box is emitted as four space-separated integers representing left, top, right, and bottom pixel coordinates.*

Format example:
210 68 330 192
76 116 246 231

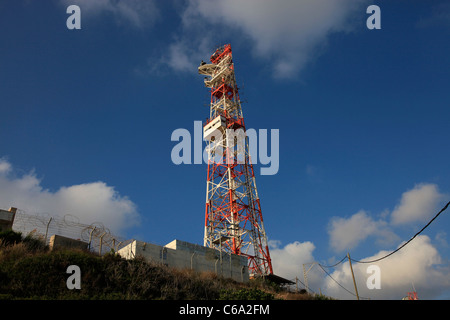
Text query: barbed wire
11 209 133 255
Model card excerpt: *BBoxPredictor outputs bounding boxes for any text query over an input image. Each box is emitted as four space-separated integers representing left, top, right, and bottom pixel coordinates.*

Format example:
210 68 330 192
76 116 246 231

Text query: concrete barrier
117 239 249 282
49 234 88 251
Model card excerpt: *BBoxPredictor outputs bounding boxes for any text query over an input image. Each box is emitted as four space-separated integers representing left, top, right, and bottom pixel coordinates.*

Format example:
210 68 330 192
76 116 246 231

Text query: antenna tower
198 44 273 277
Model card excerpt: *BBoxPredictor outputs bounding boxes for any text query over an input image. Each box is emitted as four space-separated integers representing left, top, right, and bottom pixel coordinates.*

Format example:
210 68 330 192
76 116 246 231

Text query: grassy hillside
0 230 322 300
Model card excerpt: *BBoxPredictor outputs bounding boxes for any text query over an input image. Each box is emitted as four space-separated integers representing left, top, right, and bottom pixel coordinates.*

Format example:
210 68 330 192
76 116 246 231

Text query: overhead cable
318 264 369 300
319 255 347 269
351 200 450 264
319 200 449 267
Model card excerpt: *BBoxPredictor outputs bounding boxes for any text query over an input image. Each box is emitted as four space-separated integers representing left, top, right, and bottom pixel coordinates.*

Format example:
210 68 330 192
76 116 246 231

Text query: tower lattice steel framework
198 44 273 277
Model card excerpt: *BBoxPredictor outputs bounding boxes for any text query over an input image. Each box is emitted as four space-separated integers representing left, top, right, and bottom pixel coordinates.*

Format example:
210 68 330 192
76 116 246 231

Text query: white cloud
321 183 450 299
60 0 160 28
323 235 450 300
269 240 316 280
269 240 325 292
327 183 447 253
163 36 213 73
328 210 397 252
0 159 140 235
391 183 446 225
0 158 12 174
267 236 450 300
171 0 368 78
265 182 449 299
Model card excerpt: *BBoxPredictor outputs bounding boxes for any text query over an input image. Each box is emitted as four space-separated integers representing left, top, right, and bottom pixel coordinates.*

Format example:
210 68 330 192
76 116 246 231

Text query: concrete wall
0 208 16 232
117 239 249 283
49 234 88 251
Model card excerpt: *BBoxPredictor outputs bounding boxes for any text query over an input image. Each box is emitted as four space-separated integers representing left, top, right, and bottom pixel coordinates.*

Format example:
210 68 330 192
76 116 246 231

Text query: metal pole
116 241 123 253
88 226 96 250
99 232 106 255
303 262 316 294
191 252 196 270
303 265 308 293
347 252 359 300
44 217 53 244
303 265 307 293
230 252 232 279
220 239 223 275
213 235 230 277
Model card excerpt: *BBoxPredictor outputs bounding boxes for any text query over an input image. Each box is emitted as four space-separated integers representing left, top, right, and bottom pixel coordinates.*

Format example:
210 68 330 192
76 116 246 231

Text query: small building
49 234 88 251
117 239 249 283
0 207 17 232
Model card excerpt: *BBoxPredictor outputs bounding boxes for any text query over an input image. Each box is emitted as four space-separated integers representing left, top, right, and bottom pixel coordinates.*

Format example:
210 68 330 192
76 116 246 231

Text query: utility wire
319 255 347 269
351 200 450 264
289 277 317 295
309 200 450 299
319 200 450 267
318 264 369 300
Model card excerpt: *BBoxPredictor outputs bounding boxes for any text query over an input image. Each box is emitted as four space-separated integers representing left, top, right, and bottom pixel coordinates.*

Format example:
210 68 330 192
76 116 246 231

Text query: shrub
219 288 275 300
0 234 328 300
0 230 23 247
22 234 47 252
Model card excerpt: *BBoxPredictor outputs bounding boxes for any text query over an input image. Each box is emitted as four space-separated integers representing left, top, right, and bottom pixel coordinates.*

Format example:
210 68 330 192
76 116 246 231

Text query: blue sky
1 0 450 299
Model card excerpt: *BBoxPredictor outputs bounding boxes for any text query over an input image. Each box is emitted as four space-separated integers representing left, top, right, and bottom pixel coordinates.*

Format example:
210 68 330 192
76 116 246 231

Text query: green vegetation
0 230 325 300
219 288 274 300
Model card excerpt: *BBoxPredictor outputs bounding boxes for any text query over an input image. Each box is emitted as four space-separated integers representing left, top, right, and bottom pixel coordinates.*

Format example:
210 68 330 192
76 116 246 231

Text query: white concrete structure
49 234 88 251
0 207 16 232
117 239 249 282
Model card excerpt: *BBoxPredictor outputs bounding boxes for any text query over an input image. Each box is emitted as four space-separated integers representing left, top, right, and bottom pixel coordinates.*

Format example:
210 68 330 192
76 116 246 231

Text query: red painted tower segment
198 44 273 277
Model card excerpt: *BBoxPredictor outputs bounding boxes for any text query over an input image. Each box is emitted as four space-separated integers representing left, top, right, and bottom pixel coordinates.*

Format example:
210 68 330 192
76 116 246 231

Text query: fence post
88 226 96 250
116 241 123 253
191 252 196 270
44 217 53 244
99 232 106 255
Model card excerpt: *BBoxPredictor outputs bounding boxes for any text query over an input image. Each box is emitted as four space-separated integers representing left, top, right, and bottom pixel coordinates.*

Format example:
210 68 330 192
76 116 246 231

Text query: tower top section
198 44 242 123
210 44 232 64
198 44 234 86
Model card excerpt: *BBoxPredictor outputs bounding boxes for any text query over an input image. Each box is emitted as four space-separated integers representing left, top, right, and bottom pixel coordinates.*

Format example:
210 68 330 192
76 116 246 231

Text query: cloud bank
269 240 316 279
328 210 397 252
59 0 368 79
325 235 450 300
0 158 140 235
391 183 446 225
272 183 449 299
328 183 447 253
163 0 368 78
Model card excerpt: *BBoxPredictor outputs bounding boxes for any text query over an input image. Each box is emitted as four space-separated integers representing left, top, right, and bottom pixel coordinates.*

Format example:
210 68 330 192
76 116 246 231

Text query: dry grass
0 241 35 263
0 231 322 300
276 291 315 300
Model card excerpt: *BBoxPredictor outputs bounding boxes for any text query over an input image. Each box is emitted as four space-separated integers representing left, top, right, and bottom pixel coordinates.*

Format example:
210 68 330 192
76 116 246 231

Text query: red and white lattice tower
198 44 273 277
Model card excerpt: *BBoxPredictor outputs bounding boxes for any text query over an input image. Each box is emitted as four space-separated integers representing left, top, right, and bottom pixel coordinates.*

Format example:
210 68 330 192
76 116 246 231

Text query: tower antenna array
198 44 273 277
